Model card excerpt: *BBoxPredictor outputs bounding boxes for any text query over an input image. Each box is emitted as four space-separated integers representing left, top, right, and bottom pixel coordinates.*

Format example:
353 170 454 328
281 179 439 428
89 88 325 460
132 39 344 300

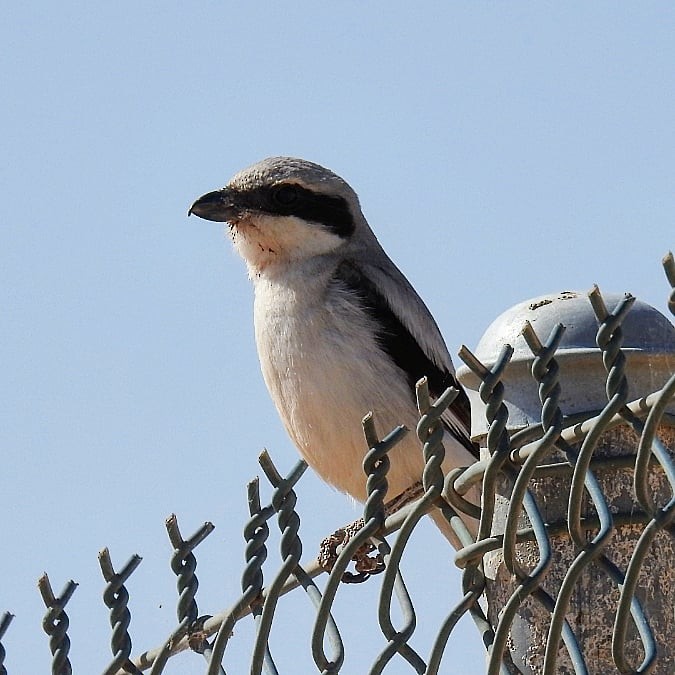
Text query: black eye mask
243 183 356 239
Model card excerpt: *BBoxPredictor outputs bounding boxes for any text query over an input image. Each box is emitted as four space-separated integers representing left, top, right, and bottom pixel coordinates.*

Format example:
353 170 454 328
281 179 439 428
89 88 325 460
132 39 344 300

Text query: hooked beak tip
188 189 235 222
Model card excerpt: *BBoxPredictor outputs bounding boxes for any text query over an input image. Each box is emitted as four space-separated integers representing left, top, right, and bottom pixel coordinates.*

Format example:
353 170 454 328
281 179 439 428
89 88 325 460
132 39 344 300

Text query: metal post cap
456 291 675 436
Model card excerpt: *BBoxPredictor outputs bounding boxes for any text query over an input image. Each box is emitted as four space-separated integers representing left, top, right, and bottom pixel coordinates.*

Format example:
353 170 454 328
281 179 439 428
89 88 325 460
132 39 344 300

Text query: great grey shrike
189 157 478 543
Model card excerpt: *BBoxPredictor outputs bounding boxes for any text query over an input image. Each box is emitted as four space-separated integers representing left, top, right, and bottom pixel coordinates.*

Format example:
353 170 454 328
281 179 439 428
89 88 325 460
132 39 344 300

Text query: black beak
188 189 237 222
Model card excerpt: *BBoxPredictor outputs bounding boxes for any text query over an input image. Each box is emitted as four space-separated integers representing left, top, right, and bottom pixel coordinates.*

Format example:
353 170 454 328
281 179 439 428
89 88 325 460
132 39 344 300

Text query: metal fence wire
3 253 675 675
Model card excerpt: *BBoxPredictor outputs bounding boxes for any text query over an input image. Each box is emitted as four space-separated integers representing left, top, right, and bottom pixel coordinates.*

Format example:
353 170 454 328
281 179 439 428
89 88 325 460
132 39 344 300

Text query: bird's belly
254 290 425 502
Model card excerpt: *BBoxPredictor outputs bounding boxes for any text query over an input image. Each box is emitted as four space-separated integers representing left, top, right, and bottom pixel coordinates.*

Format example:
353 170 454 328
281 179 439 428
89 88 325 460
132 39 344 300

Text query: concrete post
457 290 675 674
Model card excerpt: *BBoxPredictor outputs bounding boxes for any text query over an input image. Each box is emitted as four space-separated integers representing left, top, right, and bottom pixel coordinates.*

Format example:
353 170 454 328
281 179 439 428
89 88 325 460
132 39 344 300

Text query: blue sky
2 3 674 673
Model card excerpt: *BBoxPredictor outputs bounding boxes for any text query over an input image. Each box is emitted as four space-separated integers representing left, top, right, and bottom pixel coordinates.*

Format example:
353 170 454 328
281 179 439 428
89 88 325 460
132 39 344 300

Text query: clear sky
2 3 674 673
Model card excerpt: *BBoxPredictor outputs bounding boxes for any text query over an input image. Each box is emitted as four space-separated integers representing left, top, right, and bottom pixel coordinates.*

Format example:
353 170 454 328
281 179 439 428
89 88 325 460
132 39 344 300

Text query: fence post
457 290 675 674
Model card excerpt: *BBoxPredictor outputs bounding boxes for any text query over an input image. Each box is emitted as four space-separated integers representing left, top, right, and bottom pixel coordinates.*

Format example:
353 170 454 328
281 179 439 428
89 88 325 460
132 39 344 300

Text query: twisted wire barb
458 343 514 547
457 343 515 675
166 514 214 631
458 336 583 674
590 288 634 407
413 379 484 675
312 415 407 674
207 477 272 674
487 322 579 675
545 288 642 672
251 454 308 675
567 288 634 543
144 516 215 675
371 381 459 675
249 454 344 675
416 379 474 535
522 323 590 675
359 412 426 675
0 612 13 675
362 414 395 534
168 515 220 671
99 548 143 675
502 320 565 571
38 574 77 675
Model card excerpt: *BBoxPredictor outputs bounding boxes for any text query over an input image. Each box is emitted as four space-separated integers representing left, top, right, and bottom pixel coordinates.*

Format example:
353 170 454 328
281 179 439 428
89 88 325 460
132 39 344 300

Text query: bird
189 157 478 545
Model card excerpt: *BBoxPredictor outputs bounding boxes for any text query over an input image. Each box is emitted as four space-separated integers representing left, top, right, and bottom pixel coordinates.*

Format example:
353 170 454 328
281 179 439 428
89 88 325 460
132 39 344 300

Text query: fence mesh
3 253 675 674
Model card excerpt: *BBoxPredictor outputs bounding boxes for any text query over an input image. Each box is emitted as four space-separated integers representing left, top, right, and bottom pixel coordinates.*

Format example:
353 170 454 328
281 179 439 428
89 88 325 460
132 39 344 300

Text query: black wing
333 261 477 459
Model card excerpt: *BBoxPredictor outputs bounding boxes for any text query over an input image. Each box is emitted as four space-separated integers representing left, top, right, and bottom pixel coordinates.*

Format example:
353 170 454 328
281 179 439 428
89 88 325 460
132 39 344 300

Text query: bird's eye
272 184 299 207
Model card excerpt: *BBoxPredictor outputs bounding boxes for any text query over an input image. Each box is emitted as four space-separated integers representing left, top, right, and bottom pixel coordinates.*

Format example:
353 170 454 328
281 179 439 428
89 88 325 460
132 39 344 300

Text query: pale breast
252 268 427 501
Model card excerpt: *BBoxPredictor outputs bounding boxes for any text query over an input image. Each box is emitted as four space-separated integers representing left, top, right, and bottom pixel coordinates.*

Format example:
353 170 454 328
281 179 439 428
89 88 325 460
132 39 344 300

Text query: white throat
230 214 346 276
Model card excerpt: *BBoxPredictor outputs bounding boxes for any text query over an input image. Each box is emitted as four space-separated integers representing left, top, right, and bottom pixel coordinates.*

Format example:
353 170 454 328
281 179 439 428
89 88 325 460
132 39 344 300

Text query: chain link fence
2 253 674 674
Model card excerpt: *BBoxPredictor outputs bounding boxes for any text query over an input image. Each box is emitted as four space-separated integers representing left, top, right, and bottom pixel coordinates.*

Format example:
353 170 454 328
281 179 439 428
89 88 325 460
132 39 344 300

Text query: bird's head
189 157 367 273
